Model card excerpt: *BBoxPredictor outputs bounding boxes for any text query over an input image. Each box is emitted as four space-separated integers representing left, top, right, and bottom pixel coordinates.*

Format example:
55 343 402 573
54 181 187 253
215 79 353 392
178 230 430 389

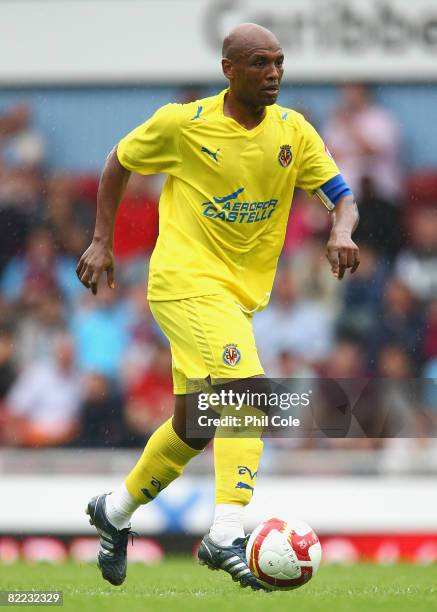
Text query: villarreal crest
278 144 292 168
223 344 241 366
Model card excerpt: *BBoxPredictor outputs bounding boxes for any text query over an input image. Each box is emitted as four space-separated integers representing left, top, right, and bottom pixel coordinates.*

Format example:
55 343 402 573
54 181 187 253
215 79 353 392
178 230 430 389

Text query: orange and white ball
246 517 322 590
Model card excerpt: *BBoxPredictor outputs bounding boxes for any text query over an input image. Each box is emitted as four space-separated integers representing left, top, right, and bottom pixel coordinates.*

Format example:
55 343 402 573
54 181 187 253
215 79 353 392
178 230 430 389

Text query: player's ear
222 58 233 80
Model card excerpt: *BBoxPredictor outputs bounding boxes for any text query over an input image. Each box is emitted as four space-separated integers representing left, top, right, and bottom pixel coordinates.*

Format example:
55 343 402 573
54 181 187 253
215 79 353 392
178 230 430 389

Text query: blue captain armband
314 174 353 211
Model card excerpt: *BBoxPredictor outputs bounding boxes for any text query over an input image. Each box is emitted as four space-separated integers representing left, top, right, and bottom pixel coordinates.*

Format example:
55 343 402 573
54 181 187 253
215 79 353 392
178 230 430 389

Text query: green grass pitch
1 559 437 611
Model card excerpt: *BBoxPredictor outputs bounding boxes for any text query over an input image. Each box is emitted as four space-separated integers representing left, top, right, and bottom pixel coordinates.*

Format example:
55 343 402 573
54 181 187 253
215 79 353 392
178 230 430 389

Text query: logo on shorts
223 344 241 366
278 144 292 167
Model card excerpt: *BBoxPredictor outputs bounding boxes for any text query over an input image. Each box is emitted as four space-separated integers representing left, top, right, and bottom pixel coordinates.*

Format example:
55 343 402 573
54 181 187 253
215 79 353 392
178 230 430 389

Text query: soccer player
76 23 360 589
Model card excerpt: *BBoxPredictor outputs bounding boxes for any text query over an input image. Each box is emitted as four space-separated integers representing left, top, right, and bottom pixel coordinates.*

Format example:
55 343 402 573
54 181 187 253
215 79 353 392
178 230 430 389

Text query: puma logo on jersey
201 146 220 162
191 105 203 120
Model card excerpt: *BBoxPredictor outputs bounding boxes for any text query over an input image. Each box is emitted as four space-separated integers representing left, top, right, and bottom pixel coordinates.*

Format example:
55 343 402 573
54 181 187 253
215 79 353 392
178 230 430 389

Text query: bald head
221 23 284 108
222 23 280 61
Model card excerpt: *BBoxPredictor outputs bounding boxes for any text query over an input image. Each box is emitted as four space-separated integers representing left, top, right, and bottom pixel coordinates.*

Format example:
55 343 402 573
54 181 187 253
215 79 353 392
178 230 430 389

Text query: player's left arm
326 194 360 280
314 173 360 279
295 117 360 280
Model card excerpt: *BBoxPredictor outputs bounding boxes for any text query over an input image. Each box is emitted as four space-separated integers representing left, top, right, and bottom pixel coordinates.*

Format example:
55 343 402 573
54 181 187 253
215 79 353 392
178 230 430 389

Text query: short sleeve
296 120 341 195
117 103 183 175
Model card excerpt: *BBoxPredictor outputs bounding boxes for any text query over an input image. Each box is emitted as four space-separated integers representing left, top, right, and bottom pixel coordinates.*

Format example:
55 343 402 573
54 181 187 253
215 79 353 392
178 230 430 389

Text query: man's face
223 46 284 107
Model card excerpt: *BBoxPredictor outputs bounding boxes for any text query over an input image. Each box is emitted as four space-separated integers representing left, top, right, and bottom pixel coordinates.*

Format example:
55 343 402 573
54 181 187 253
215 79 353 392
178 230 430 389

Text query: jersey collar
219 88 270 137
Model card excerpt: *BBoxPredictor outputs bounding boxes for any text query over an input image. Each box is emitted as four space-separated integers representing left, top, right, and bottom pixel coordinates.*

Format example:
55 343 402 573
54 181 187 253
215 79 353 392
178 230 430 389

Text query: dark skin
76 23 359 447
326 196 360 279
76 147 128 295
221 24 284 129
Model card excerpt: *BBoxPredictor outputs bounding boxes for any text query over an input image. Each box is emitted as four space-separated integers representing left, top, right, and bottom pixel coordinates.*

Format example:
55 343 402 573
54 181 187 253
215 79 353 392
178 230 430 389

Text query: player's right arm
76 147 130 295
76 102 184 295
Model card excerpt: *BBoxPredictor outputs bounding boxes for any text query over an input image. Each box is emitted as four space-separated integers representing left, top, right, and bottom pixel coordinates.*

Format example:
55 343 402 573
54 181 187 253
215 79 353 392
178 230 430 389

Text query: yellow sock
214 404 264 506
125 418 201 504
214 437 263 505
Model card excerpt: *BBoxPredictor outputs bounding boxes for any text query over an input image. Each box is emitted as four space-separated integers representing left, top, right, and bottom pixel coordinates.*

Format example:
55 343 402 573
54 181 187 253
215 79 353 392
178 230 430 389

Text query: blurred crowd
0 84 436 449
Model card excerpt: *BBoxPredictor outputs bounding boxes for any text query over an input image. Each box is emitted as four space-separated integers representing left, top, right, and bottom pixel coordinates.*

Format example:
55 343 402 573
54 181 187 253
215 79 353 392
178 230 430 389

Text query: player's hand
326 230 360 280
76 239 115 295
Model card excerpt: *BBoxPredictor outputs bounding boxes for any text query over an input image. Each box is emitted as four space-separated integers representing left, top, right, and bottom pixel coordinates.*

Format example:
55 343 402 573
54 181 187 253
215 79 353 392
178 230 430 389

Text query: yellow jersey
117 88 342 311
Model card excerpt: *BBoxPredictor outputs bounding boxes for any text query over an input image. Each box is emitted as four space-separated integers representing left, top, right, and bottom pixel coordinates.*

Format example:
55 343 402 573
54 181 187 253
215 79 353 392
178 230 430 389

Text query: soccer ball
246 517 322 590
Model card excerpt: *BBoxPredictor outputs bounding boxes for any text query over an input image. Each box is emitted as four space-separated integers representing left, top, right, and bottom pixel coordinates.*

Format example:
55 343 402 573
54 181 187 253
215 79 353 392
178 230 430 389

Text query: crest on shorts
278 144 292 167
223 344 241 366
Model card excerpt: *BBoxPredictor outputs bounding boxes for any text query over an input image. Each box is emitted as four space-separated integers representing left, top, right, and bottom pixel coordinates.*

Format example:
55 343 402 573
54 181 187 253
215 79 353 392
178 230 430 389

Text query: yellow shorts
149 294 264 395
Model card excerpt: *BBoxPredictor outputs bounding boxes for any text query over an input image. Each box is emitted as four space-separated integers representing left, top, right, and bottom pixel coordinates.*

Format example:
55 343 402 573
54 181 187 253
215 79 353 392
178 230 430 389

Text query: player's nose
265 64 281 82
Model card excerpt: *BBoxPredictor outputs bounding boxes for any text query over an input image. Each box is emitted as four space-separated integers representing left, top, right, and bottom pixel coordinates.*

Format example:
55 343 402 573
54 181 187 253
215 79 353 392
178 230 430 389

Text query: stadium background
0 0 437 566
